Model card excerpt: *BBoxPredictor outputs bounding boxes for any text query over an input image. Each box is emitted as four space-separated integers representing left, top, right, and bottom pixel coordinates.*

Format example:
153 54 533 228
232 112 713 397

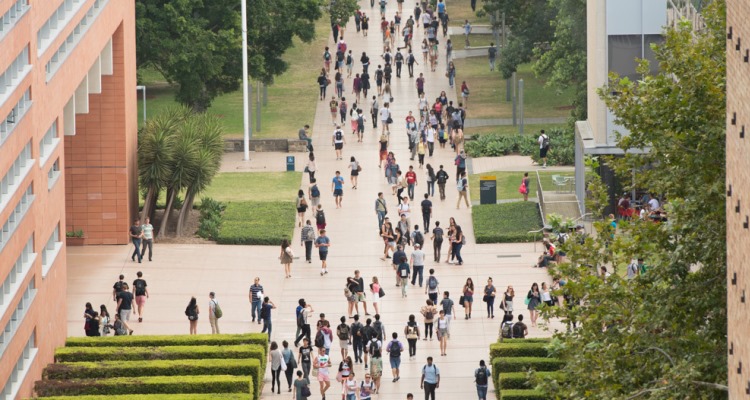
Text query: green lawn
198 172 303 204
445 0 490 26
472 202 542 243
463 123 566 137
137 15 331 139
452 62 575 120
217 201 296 245
452 34 496 51
468 170 559 202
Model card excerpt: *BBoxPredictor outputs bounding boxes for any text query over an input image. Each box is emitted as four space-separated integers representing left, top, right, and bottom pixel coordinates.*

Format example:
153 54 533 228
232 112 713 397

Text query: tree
537 2 727 398
136 0 322 111
329 0 359 28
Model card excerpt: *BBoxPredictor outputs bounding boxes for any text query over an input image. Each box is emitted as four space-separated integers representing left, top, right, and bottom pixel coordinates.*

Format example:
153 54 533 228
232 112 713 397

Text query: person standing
537 129 550 168
249 277 264 324
316 229 331 275
421 356 440 400
435 165 449 200
208 291 220 334
132 271 148 323
456 172 470 209
129 219 143 263
301 220 316 264
386 332 404 382
488 43 497 71
483 278 497 319
375 192 388 233
185 296 199 335
353 270 370 315
269 341 283 394
527 283 541 327
332 171 345 208
261 296 276 340
475 360 490 400
397 256 411 297
521 172 530 201
404 314 420 358
451 225 465 265
431 222 443 262
280 239 294 278
295 300 315 347
410 244 425 287
83 303 100 337
140 217 154 261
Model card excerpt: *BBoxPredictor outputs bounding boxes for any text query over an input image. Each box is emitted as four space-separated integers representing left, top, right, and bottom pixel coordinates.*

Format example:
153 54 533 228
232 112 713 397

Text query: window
47 159 61 191
45 0 109 80
0 140 32 211
39 120 59 167
0 184 34 253
0 87 31 146
0 329 37 400
41 224 61 277
0 278 36 358
37 0 85 56
0 237 34 317
0 0 30 41
0 45 31 108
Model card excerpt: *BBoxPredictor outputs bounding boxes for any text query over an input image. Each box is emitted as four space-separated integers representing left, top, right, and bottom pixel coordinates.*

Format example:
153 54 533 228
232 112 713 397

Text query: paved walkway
464 117 568 128
470 155 575 174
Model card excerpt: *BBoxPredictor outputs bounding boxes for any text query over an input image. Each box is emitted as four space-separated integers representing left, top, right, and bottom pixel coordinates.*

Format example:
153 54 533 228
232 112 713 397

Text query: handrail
527 227 546 252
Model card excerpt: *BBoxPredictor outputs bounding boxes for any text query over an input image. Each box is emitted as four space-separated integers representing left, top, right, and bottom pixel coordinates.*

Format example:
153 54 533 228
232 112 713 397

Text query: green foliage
40 395 248 400
65 334 268 351
499 372 561 390
499 389 548 400
54 345 264 363
216 201 296 245
35 375 252 397
491 357 564 374
44 359 261 380
490 342 550 359
66 229 84 238
197 197 225 240
329 0 359 26
538 3 728 398
464 128 574 166
472 202 542 243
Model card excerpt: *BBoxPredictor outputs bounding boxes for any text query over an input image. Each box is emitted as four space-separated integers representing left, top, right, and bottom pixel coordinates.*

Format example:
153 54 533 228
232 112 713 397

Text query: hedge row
500 389 549 400
472 202 543 244
492 357 564 374
500 339 551 344
465 128 574 166
497 372 561 390
55 344 264 363
216 201 295 245
44 358 261 381
40 394 248 400
65 334 268 350
35 375 252 397
490 342 550 359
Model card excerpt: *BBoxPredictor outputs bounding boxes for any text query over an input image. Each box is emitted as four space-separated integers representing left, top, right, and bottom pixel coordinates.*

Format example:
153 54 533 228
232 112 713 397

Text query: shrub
472 202 543 243
497 372 561 390
500 389 549 400
35 375 252 397
492 357 565 378
45 358 261 380
55 344 264 363
490 342 550 359
465 128 573 166
499 338 551 344
64 334 268 349
40 395 248 400
197 197 225 240
216 201 296 245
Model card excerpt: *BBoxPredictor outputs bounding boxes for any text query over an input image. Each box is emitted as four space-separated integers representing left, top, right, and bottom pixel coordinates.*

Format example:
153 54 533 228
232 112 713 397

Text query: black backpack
414 231 424 246
335 130 343 141
372 320 384 340
316 210 326 224
315 330 326 348
542 134 550 148
260 304 269 319
388 340 401 357
475 367 488 385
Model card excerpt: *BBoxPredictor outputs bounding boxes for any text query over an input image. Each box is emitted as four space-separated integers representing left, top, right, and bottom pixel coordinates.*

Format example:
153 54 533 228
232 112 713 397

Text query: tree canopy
538 2 727 399
136 0 322 111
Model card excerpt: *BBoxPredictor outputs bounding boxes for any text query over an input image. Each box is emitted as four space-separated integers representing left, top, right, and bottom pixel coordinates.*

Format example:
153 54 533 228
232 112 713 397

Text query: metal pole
263 84 268 106
511 72 517 125
136 85 147 123
241 0 251 160
518 79 524 134
256 82 261 132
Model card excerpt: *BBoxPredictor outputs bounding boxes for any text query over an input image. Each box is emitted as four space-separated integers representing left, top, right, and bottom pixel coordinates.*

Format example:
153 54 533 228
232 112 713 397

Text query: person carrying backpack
475 360 490 400
537 129 550 168
420 356 440 399
386 332 404 382
337 316 352 360
351 315 365 364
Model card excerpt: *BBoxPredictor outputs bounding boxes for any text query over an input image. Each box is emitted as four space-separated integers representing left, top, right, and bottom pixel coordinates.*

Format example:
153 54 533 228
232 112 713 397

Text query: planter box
66 237 86 246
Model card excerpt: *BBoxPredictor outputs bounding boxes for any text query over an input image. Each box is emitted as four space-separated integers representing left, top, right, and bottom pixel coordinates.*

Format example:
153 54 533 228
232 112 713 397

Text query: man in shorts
315 229 331 275
132 271 149 322
354 270 370 315
314 346 332 398
332 125 346 160
332 171 345 208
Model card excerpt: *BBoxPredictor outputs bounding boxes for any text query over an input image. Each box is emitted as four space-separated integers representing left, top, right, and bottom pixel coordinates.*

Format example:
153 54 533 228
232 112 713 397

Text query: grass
472 202 543 243
452 34 496 51
198 172 303 204
452 62 575 120
137 15 331 139
444 0 490 26
216 201 296 245
463 123 566 137
468 171 559 202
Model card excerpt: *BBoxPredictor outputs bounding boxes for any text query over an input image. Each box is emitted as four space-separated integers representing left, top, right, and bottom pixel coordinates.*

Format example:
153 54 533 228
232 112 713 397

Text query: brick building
727 1 750 397
0 0 137 398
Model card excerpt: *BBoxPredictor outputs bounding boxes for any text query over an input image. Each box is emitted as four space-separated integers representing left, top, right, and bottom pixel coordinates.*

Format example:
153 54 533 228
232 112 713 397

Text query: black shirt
299 345 313 363
129 225 142 239
133 279 147 296
113 280 125 294
421 199 432 214
356 277 365 293
117 291 134 310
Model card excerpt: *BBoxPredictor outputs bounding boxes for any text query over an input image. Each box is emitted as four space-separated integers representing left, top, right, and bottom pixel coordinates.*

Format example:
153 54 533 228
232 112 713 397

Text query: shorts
463 295 473 303
334 189 343 197
317 223 326 230
351 170 359 176
340 339 350 348
356 293 366 302
335 143 343 150
135 295 147 307
318 371 330 382
319 251 328 261
389 357 401 369
540 147 549 158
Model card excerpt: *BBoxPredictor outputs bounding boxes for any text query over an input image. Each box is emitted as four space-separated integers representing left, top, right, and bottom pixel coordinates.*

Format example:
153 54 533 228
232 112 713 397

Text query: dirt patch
151 208 215 245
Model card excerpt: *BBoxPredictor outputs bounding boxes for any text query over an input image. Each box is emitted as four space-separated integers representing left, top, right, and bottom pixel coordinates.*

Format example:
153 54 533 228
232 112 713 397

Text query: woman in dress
99 304 111 336
420 299 437 341
269 341 283 394
370 276 381 315
185 296 199 335
292 370 310 400
527 282 541 327
462 277 474 319
296 190 308 227
280 239 294 278
483 278 497 319
501 286 515 326
282 340 296 392
348 156 360 189
436 310 449 356
381 221 395 260
370 349 383 393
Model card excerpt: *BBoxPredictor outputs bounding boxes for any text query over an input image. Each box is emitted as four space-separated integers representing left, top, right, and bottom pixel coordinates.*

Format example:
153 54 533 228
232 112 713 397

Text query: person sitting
535 239 556 268
511 314 528 339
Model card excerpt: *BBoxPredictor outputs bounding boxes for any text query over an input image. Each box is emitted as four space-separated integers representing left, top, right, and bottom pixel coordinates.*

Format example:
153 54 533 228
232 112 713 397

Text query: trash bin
479 176 497 205
286 156 295 172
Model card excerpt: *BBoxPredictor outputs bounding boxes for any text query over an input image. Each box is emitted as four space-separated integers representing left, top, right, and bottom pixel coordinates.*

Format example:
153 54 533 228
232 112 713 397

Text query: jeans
285 365 294 389
353 339 364 362
424 322 433 339
295 324 311 346
438 183 446 200
449 74 454 87
401 278 409 297
407 338 417 356
140 239 153 261
477 385 488 399
251 300 261 322
377 211 387 231
131 239 142 262
271 367 281 391
424 382 437 400
346 394 356 400
408 183 415 200
433 239 442 261
452 243 464 264
261 317 272 339
396 63 402 77
428 292 438 304
422 212 431 232
489 58 496 71
302 361 311 379
319 85 326 98
304 241 313 261
427 181 435 196
427 142 434 156
408 63 414 77
411 265 424 286
486 297 495 317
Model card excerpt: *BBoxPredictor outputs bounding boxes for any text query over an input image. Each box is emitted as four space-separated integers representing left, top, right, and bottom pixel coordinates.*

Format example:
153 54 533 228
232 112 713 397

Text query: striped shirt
249 284 264 302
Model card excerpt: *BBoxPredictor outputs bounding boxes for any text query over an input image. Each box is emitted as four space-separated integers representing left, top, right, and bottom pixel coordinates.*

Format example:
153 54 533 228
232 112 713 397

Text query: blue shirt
316 236 330 252
422 363 440 384
437 2 445 13
332 176 344 190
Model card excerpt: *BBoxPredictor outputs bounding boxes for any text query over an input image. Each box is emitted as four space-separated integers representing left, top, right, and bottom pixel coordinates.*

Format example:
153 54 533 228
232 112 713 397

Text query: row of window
0 45 30 104
0 141 32 211
0 328 37 400
39 121 60 167
0 237 34 318
0 277 36 359
0 87 31 146
45 0 108 80
0 0 29 40
0 184 34 253
37 0 86 56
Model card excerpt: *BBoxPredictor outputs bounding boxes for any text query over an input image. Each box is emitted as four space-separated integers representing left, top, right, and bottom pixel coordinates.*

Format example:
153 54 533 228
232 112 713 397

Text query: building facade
726 0 749 397
0 0 136 398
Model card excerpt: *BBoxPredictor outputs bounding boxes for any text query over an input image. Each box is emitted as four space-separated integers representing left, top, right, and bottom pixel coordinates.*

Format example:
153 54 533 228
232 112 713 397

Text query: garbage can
479 175 497 205
286 156 295 172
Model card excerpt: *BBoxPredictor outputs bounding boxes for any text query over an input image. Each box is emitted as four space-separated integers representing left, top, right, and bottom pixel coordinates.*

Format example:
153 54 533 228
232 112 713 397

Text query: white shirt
422 13 431 25
648 198 660 210
209 298 218 317
538 134 548 149
333 129 344 143
426 127 435 142
398 202 411 218
379 107 391 122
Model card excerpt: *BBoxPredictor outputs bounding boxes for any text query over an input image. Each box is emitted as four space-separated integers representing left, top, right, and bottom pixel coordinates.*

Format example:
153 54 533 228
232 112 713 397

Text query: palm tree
158 118 200 237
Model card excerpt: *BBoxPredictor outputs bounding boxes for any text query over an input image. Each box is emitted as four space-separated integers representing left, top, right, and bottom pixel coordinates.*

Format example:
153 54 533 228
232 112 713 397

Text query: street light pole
241 0 251 161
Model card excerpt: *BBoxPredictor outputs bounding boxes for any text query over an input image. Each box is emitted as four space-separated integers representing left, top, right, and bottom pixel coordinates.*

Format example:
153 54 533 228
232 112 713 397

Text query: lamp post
241 0 251 161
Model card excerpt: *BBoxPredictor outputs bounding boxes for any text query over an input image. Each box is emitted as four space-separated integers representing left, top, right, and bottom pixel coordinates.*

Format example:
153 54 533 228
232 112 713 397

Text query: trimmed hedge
500 389 549 400
44 358 261 380
490 343 550 359
64 334 268 351
497 372 561 390
472 202 543 243
40 394 248 400
491 357 564 382
465 128 573 166
500 339 551 344
216 201 295 245
55 344 264 363
35 375 252 397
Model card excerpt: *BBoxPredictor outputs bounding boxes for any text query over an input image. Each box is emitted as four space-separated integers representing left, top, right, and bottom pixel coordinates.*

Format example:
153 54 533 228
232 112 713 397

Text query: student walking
421 299 438 341
249 277 264 324
140 217 154 261
386 332 404 382
301 220 316 263
269 341 283 394
260 296 276 340
316 229 331 275
421 356 440 399
404 314 420 358
456 171 470 209
129 219 143 263
475 360 490 400
280 239 294 278
431 222 444 262
132 271 148 322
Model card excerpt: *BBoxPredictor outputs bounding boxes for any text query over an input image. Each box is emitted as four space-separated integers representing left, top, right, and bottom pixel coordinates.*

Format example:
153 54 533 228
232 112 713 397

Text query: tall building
0 0 137 398
726 0 749 396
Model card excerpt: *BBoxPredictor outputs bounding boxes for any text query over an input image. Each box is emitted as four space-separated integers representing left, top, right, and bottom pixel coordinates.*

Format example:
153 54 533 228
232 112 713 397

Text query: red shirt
405 171 417 184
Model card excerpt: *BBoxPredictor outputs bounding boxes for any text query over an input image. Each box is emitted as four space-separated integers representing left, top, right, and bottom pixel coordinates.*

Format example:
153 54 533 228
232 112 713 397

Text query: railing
536 170 546 226
527 227 545 252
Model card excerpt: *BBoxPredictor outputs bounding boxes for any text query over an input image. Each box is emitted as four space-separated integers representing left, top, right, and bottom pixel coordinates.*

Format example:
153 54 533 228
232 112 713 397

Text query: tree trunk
159 189 176 238
141 187 157 225
176 193 195 237
148 188 160 223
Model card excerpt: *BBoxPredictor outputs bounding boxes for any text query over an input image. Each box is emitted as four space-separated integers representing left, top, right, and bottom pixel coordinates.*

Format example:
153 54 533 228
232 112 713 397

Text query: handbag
524 297 531 306
301 384 312 398
518 184 527 194
281 359 288 371
304 166 310 173
379 287 385 297
386 116 393 124
357 164 362 172
459 295 465 306
482 295 490 303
